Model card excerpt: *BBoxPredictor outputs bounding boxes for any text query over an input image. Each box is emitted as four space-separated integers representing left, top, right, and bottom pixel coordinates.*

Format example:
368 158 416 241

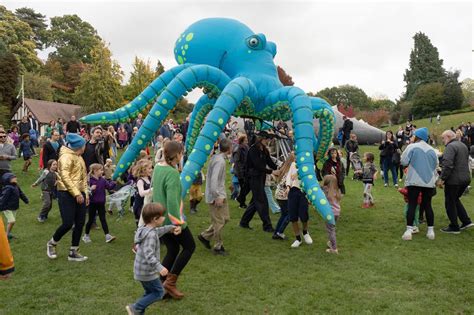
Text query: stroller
349 152 363 180
107 184 136 219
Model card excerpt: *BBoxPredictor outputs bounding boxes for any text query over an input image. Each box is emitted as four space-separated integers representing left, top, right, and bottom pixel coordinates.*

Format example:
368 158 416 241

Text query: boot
163 273 184 299
190 200 197 214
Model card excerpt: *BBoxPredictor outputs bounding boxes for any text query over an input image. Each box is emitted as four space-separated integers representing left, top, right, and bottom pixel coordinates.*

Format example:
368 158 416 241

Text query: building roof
13 98 83 124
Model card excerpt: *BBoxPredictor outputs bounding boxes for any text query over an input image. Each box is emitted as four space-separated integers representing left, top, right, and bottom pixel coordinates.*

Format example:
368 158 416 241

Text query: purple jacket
89 176 116 204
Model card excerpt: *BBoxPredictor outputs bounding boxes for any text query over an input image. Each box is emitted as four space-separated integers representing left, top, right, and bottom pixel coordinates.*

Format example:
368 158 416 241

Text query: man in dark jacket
233 134 250 208
439 130 473 233
66 116 81 134
82 126 109 170
341 116 353 147
42 130 61 168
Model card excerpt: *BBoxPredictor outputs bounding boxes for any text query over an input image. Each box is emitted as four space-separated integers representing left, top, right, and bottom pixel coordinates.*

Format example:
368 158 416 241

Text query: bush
357 109 390 127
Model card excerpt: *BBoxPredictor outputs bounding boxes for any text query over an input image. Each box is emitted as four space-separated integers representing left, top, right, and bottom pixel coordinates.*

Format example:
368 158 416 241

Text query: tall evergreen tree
403 32 445 100
74 41 123 113
124 57 156 101
0 41 20 118
14 7 48 50
441 70 464 111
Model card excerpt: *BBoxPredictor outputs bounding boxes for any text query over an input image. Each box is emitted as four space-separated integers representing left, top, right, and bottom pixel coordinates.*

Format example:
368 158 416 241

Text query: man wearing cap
47 133 89 261
82 126 109 170
400 127 438 241
438 130 473 234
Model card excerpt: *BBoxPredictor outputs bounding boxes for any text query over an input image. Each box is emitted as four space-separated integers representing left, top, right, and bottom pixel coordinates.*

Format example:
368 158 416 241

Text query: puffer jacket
0 173 29 211
440 139 471 186
56 146 88 197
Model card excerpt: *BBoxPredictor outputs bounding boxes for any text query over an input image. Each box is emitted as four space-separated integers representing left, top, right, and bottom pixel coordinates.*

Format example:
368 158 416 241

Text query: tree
461 78 474 107
370 98 396 110
403 32 445 100
24 72 53 101
316 85 370 110
155 60 165 77
277 66 294 86
47 14 101 64
411 82 444 117
0 5 41 72
442 70 464 111
0 41 20 116
14 7 48 50
74 41 123 113
124 57 156 101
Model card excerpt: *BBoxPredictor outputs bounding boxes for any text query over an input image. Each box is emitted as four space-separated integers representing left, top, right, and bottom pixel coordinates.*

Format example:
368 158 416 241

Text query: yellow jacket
57 146 88 198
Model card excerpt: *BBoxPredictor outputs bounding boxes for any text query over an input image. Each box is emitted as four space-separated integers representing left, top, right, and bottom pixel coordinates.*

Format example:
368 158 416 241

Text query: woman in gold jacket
46 133 89 262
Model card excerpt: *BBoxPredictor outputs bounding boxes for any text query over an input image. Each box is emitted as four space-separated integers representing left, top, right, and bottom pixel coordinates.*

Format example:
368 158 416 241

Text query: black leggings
53 191 87 247
161 227 195 276
85 202 109 235
406 186 435 227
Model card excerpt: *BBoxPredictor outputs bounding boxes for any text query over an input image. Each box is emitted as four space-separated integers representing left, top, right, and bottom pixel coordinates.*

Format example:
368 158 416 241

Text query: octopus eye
249 37 259 47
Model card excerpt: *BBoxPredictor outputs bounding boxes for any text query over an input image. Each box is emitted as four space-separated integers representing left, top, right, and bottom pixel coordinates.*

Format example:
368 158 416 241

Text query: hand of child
90 185 97 191
159 267 169 277
214 198 224 207
173 226 182 235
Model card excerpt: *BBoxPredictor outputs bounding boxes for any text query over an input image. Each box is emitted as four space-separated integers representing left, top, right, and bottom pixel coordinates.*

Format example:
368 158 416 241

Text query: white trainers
402 229 412 241
291 239 302 248
82 234 91 243
303 233 313 245
105 234 116 243
412 226 420 234
426 228 435 240
394 184 399 188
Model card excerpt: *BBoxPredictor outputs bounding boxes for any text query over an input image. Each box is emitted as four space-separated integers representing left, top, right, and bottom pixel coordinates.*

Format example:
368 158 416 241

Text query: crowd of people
0 112 473 314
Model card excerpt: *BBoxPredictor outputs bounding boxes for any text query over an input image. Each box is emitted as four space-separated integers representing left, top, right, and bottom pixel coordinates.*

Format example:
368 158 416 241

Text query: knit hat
414 127 429 142
1 173 16 185
66 133 86 150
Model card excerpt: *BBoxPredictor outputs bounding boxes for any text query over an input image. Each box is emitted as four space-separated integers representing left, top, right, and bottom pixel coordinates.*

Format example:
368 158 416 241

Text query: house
11 98 83 136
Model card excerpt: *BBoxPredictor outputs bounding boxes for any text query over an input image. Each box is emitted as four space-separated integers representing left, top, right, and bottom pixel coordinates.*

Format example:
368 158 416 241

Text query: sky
4 0 473 102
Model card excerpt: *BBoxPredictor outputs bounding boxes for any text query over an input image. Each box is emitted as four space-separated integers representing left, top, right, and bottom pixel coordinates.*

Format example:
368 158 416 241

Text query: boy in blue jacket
0 173 29 239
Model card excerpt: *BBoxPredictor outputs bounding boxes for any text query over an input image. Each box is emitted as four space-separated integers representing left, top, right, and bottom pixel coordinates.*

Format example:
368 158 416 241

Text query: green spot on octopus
137 140 143 145
186 33 194 41
213 131 218 137
185 176 191 182
120 164 124 168
218 118 224 125
155 111 161 117
205 144 211 151
184 44 189 50
101 116 106 120
305 152 310 157
320 199 327 205
177 56 184 64
326 214 332 221
162 99 168 105
141 135 146 139
182 50 186 56
302 166 308 172
300 157 305 162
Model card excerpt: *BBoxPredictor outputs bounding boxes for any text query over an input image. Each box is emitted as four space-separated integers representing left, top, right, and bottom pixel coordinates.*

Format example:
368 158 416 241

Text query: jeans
231 182 240 200
383 158 398 185
274 199 289 234
444 184 472 230
264 186 280 214
134 279 164 313
52 191 87 246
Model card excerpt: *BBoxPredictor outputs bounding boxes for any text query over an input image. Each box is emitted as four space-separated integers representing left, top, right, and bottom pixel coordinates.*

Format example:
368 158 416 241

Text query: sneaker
47 241 57 259
7 233 16 240
107 209 113 215
303 233 313 245
402 229 412 241
440 226 461 234
238 204 247 209
361 203 369 209
197 234 211 249
213 246 228 256
460 222 474 230
126 304 138 315
37 216 45 223
272 233 286 240
426 229 435 240
326 240 332 248
190 208 197 214
82 235 91 243
291 239 302 248
384 183 388 187
105 234 116 243
412 226 420 234
394 184 399 188
68 249 88 262
263 227 275 233
326 248 339 254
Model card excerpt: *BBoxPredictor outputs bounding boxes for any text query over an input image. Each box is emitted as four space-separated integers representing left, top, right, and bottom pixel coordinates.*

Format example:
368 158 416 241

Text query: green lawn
1 146 473 314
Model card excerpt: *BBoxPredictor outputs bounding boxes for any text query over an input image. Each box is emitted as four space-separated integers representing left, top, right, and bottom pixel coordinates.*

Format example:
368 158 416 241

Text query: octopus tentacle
180 77 257 199
80 64 193 124
309 97 335 160
262 87 335 224
185 94 216 154
112 65 231 179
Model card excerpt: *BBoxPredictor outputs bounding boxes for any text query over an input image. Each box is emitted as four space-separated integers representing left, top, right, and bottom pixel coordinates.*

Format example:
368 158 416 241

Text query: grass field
1 144 473 314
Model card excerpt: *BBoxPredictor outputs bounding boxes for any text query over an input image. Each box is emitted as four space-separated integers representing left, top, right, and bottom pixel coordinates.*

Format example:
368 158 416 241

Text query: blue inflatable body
80 18 336 224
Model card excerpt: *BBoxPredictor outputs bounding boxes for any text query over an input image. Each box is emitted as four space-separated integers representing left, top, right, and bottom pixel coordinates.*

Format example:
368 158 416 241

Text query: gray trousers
39 191 53 218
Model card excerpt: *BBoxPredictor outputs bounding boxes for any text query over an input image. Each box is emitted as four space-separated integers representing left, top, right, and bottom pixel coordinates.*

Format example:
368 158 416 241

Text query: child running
0 173 29 240
132 159 153 227
19 133 35 172
322 175 341 254
361 152 378 208
272 153 295 240
82 163 116 243
126 203 181 315
32 159 58 222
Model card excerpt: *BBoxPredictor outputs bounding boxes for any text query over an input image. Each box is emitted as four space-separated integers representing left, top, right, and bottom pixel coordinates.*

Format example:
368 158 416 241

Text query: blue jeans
274 199 289 234
231 182 240 200
383 158 398 185
134 278 164 313
264 186 281 214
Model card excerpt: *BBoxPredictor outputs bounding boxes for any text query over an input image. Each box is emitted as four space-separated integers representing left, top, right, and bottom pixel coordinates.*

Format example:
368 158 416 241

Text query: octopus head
174 18 277 77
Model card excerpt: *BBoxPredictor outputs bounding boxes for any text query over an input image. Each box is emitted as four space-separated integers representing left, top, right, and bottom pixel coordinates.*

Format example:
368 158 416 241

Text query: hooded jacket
0 173 29 211
133 225 175 281
56 146 88 197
